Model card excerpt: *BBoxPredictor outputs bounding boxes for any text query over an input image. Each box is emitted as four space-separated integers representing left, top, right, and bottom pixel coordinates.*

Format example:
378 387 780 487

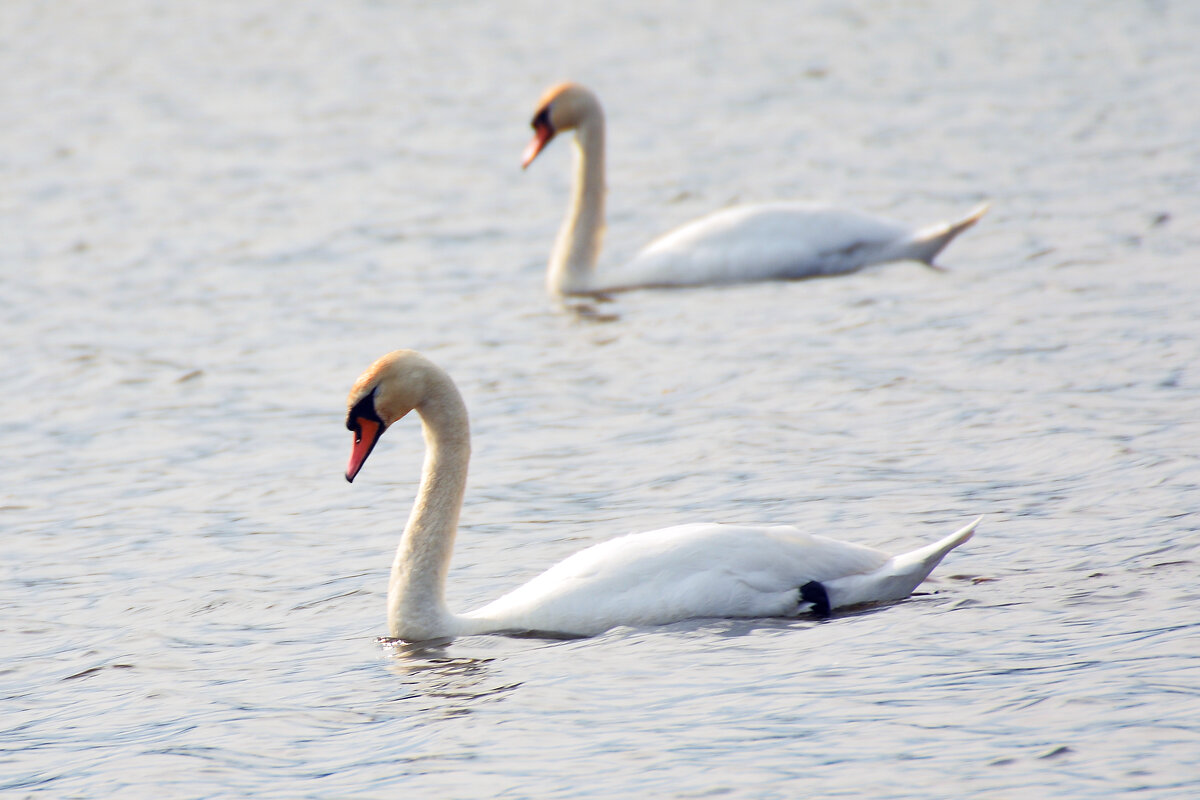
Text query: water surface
2 0 1198 797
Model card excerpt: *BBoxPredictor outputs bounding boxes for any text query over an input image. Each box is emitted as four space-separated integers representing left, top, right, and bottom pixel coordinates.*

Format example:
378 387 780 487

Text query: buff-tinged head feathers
344 350 445 481
522 82 603 168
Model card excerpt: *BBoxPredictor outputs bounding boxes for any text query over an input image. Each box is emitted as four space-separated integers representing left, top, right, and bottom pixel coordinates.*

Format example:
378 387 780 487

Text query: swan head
344 350 440 482
521 82 602 168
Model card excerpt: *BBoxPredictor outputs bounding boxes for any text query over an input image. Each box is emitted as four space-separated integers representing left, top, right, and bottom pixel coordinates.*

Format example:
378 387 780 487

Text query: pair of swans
346 351 979 642
521 82 988 297
343 85 982 641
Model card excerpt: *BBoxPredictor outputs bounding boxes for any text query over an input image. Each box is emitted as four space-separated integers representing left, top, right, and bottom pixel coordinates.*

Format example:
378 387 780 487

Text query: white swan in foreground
345 350 979 641
522 82 988 297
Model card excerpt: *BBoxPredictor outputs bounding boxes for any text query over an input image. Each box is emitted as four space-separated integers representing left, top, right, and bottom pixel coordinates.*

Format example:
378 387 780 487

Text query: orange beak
346 417 383 483
521 121 555 169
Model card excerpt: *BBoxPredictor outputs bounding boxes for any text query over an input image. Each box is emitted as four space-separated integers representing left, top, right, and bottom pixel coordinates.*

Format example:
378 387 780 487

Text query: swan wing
613 203 913 288
465 523 890 636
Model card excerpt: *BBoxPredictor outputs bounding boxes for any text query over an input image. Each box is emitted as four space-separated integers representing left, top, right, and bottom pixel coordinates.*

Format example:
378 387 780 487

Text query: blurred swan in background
522 82 987 297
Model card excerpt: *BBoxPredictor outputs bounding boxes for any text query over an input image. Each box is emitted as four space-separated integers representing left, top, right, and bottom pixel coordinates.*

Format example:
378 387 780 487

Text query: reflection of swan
346 350 979 642
522 82 988 297
381 648 522 713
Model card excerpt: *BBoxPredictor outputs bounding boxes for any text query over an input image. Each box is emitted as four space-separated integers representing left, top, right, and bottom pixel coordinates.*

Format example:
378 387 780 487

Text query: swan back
619 203 915 287
464 523 893 636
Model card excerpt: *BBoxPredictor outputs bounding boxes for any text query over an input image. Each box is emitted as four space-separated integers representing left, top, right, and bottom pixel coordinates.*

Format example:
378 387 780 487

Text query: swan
344 349 980 642
521 82 988 297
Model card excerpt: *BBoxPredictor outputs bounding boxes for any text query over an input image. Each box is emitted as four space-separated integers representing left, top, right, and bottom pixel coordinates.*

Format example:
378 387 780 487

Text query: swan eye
346 387 382 434
531 106 553 135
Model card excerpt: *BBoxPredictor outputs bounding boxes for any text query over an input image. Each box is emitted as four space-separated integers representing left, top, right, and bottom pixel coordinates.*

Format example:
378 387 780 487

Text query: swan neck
549 112 606 295
387 378 471 641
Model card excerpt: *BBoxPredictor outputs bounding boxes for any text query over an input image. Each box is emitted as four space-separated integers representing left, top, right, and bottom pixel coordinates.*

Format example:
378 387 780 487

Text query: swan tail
888 516 980 579
820 516 981 611
904 202 990 268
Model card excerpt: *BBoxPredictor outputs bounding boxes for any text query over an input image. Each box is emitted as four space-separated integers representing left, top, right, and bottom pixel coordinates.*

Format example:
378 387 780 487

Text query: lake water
3 0 1198 797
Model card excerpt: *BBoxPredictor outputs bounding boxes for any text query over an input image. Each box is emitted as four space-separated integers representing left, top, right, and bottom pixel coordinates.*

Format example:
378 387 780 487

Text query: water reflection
379 638 521 716
562 300 621 324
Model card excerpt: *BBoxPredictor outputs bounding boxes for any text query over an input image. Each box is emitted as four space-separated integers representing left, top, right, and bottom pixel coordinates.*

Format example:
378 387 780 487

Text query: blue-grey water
3 0 1199 797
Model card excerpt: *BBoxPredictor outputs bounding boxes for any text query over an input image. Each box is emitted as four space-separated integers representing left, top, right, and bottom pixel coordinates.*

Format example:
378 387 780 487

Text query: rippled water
3 0 1199 797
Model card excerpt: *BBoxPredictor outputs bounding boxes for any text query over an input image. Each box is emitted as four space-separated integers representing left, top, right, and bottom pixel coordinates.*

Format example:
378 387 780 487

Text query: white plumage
522 83 988 296
344 350 979 642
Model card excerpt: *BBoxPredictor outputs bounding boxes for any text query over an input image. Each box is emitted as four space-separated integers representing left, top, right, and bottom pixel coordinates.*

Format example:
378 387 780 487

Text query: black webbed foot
800 581 832 619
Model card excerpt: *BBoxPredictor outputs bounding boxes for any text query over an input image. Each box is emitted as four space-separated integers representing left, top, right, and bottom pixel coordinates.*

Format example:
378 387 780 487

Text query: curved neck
387 377 471 641
548 111 606 296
